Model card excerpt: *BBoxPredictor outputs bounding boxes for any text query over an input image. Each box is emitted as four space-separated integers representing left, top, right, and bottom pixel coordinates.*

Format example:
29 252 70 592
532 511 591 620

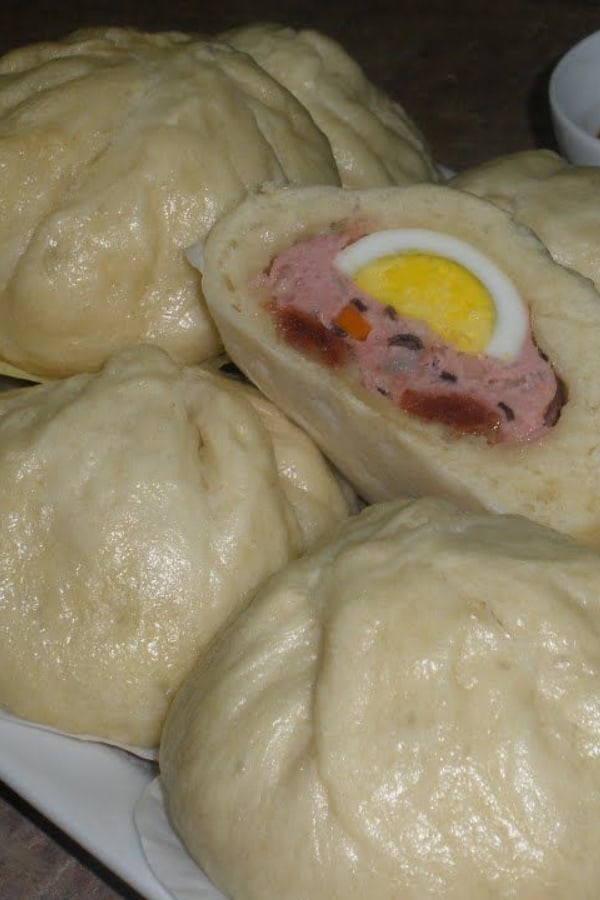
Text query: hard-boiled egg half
333 229 528 359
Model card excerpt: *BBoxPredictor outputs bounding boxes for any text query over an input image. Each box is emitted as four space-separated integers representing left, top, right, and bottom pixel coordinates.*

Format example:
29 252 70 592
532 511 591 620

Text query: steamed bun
161 497 600 899
451 149 600 292
0 27 340 380
0 345 354 748
220 22 438 188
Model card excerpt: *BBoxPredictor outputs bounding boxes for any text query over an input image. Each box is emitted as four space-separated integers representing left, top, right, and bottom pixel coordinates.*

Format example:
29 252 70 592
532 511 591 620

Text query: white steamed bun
0 27 340 379
0 344 354 748
161 496 600 899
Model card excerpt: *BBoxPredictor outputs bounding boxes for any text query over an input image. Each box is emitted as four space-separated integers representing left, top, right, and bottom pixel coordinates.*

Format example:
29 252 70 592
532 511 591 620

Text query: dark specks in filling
330 323 347 337
497 401 515 421
388 333 424 351
264 230 566 444
544 377 567 427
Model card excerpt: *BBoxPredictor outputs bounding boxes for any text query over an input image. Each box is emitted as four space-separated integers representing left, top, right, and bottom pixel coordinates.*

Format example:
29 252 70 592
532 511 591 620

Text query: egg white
334 228 528 360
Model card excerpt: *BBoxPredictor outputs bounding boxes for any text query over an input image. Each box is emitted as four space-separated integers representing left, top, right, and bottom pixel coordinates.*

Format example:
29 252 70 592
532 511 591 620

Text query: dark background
2 0 600 171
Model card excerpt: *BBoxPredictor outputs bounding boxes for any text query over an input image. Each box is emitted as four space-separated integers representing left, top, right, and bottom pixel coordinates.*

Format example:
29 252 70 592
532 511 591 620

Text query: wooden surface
1 1 600 897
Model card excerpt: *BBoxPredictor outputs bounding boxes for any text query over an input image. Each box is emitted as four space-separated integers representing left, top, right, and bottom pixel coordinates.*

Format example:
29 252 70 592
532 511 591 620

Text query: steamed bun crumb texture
0 345 354 749
160 497 600 900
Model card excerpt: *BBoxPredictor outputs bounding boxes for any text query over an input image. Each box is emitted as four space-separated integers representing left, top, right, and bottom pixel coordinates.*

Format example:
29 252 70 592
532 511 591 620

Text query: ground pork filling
263 230 565 444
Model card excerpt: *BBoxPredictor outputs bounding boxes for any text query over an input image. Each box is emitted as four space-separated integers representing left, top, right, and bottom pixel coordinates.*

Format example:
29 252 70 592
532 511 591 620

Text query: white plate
134 778 225 900
0 712 172 899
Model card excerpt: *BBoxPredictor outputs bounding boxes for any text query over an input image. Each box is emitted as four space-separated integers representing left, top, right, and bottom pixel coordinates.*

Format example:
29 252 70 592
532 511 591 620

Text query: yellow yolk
352 252 495 354
334 229 528 360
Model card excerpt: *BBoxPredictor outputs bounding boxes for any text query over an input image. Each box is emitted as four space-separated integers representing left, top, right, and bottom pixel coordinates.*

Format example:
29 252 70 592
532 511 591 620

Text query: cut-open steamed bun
198 181 600 547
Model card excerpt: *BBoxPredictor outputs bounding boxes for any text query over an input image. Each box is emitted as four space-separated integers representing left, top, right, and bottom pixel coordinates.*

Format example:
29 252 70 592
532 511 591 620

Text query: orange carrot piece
333 303 372 341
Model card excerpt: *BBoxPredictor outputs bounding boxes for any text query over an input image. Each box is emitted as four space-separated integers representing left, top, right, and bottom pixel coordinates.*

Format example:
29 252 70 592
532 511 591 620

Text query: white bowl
549 30 600 166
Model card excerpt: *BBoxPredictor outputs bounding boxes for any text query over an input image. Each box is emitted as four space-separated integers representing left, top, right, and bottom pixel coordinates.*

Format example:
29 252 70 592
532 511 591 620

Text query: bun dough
199 182 600 546
0 345 354 748
451 150 600 291
161 497 600 899
219 23 438 188
0 27 340 379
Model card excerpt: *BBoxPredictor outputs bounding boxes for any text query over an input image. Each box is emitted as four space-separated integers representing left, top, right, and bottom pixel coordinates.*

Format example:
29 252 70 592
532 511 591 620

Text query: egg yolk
352 253 495 355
